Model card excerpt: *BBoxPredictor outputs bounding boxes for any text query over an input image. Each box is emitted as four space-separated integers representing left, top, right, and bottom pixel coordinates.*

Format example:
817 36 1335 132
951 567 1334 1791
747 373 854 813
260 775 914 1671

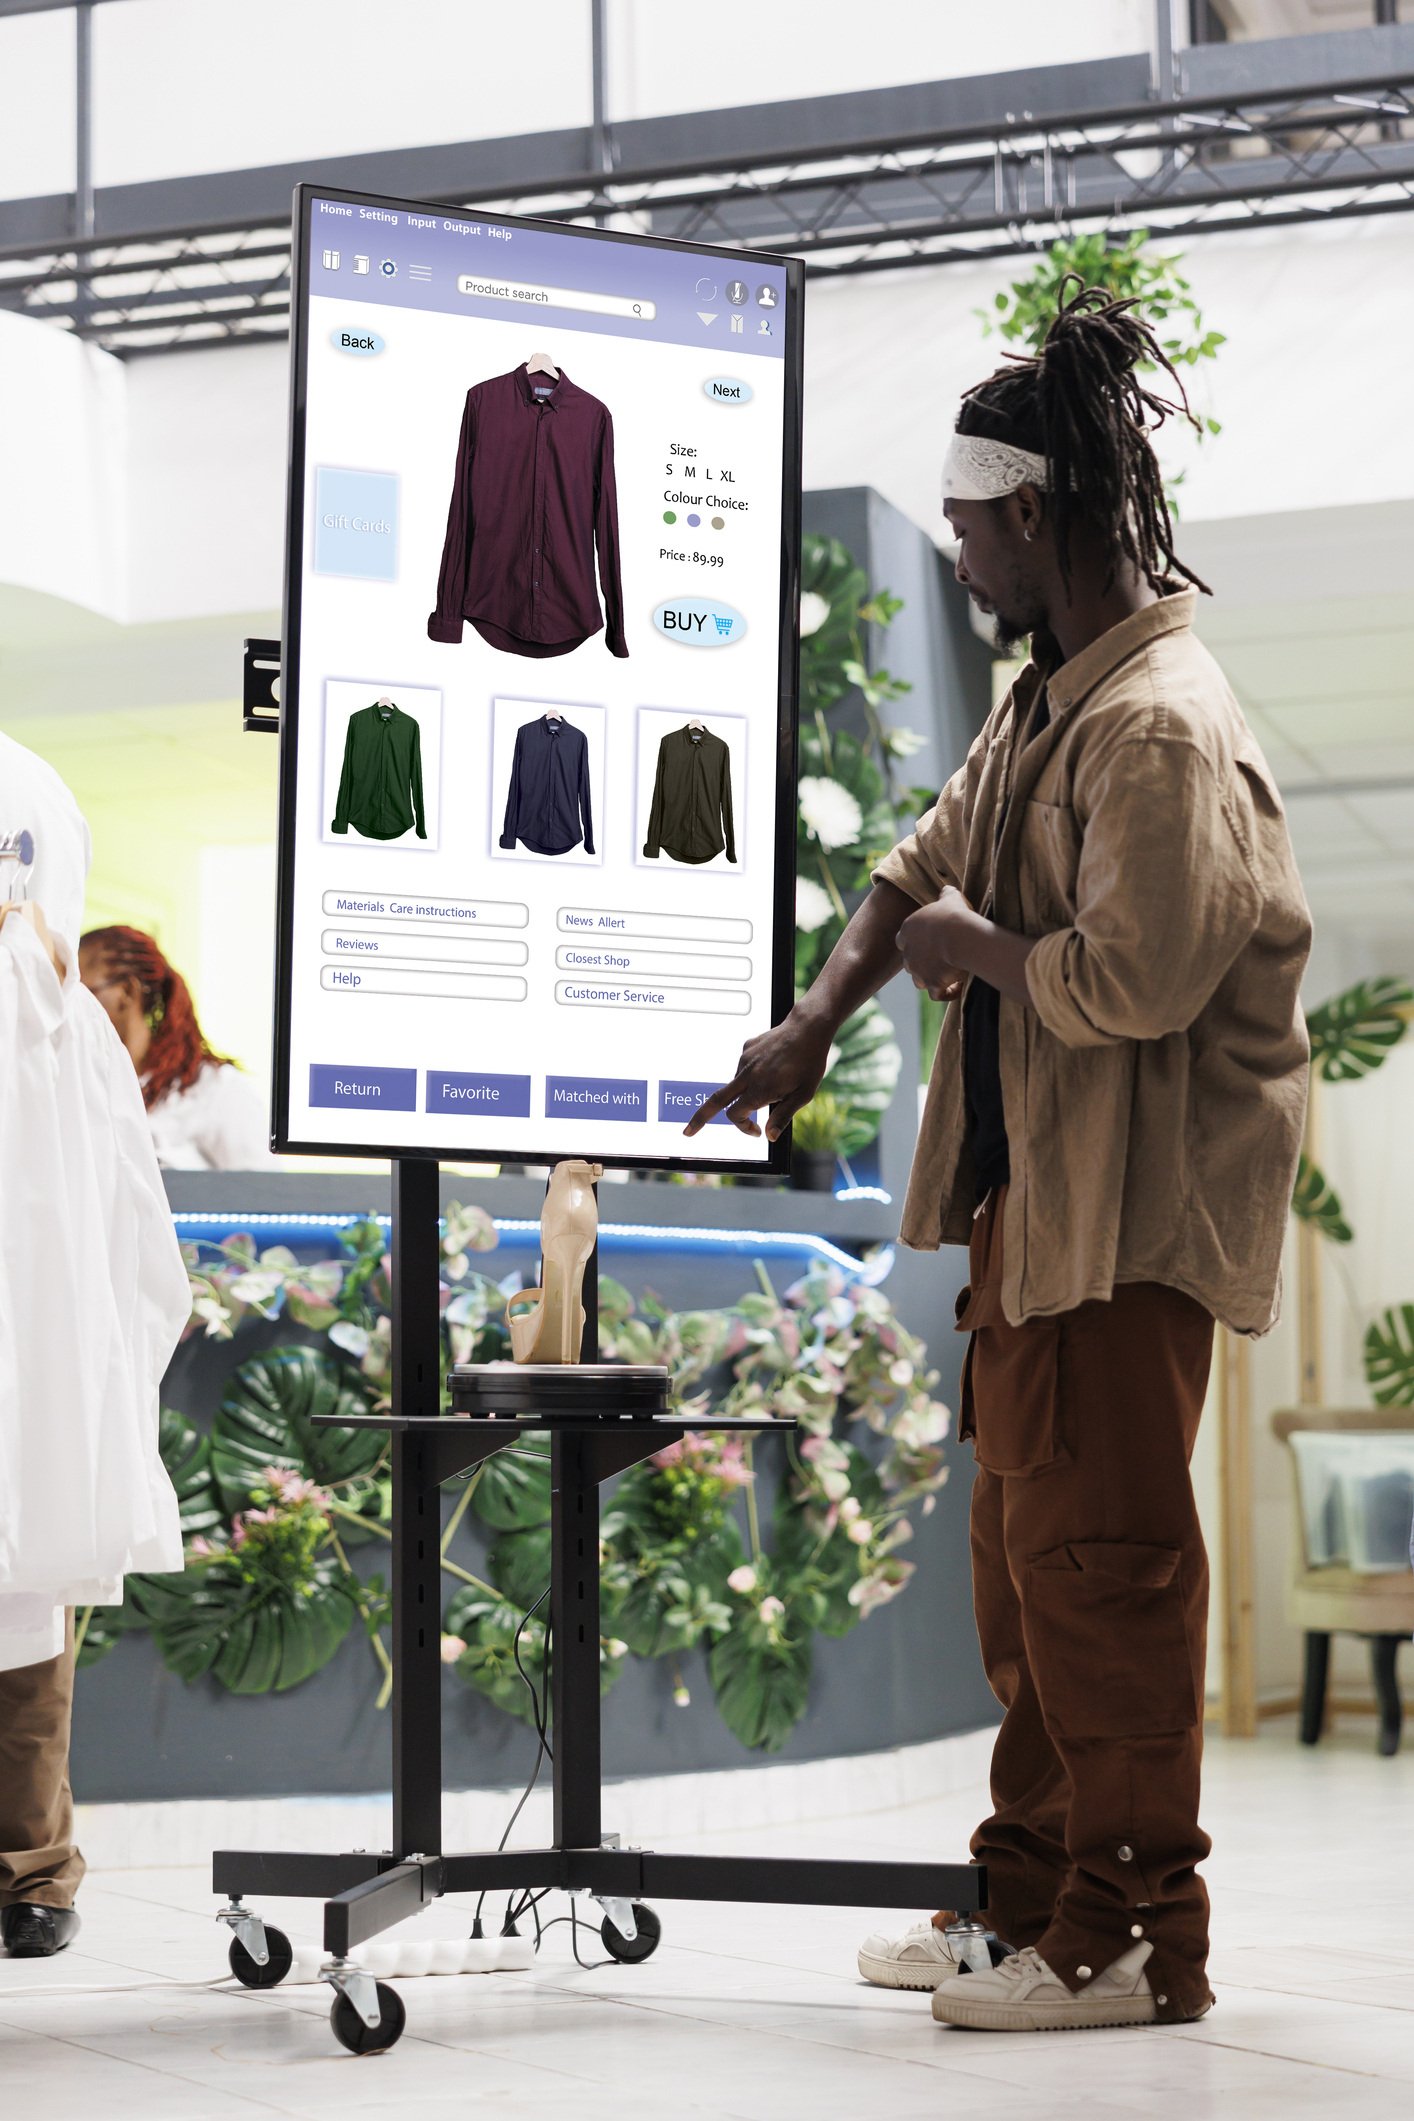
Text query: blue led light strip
169 1211 887 1276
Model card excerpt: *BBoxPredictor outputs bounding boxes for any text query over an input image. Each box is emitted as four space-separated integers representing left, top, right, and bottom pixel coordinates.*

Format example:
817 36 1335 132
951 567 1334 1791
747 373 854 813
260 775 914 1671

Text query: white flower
838 1496 862 1523
795 876 833 934
819 1467 851 1503
673 1683 691 1707
889 1358 915 1387
846 1517 874 1546
799 589 831 637
727 1564 758 1594
883 724 926 759
439 1634 466 1665
328 1321 370 1359
798 776 863 852
758 1595 786 1622
606 1638 629 1659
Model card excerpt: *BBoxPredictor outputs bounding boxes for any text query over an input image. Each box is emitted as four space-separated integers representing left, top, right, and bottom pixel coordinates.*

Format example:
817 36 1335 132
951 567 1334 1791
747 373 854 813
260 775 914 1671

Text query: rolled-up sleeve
872 720 990 907
1025 735 1263 1048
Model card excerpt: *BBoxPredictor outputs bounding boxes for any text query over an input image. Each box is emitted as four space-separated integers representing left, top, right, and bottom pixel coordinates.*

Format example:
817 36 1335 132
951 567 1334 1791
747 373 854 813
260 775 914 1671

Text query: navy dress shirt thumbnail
428 365 628 660
499 714 595 857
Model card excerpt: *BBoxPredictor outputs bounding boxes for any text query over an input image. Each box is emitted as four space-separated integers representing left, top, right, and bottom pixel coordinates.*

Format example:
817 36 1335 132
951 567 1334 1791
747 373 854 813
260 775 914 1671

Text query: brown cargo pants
0 1617 85 1910
955 1186 1215 2024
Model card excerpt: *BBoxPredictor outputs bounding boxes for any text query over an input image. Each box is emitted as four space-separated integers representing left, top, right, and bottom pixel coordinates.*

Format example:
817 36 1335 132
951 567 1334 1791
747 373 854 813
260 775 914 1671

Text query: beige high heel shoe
506 1158 603 1364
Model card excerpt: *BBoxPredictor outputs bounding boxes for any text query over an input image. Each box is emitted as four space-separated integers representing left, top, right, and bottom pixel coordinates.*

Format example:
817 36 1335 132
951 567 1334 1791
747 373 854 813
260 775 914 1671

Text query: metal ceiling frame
0 15 1411 353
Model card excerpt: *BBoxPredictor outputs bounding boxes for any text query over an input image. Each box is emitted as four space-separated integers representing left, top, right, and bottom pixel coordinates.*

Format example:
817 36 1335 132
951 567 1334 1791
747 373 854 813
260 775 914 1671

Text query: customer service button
545 1075 647 1123
426 1070 531 1118
310 1063 416 1111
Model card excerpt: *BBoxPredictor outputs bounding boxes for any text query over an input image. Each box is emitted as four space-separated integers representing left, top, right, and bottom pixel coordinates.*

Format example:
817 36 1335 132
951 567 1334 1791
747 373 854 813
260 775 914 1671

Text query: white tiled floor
2 1718 1411 2119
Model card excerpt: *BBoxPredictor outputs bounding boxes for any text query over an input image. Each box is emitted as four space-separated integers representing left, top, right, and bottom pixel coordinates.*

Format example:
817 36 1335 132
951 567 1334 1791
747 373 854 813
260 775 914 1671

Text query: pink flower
727 1565 758 1595
758 1596 786 1623
846 1518 874 1546
439 1634 467 1665
188 1536 215 1559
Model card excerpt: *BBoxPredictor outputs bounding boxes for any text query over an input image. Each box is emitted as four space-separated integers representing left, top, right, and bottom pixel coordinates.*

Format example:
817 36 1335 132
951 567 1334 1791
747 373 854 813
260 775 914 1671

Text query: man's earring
1024 528 1035 543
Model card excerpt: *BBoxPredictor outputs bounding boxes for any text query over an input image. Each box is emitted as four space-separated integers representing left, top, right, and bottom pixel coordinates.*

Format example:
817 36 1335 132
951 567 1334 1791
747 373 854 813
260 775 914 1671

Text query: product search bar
456 275 655 321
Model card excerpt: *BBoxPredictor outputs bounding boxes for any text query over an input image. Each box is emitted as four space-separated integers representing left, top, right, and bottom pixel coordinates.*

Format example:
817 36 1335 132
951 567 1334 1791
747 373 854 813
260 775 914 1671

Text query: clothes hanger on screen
687 717 706 732
375 694 396 709
525 351 560 378
543 708 563 723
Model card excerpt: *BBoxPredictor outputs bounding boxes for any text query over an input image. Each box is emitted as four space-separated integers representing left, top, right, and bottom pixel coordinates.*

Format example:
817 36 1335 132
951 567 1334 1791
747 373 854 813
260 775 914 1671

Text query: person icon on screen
756 284 778 309
757 318 773 338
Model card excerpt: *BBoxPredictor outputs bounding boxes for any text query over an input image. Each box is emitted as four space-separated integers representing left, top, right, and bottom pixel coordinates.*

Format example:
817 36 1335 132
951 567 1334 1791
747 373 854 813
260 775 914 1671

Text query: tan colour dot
712 516 725 529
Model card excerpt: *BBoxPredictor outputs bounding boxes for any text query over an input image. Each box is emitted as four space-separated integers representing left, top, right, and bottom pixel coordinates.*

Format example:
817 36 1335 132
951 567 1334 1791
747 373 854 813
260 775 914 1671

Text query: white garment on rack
0 744 188 1672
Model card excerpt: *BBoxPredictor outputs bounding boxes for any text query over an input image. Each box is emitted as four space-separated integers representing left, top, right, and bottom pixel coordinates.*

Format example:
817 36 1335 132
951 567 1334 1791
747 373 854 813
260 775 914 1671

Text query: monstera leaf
709 1622 813 1753
444 1585 623 1724
472 1436 552 1531
1364 1306 1414 1408
210 1346 386 1529
1290 1154 1353 1244
1306 977 1412 1083
77 1408 224 1669
488 1523 553 1610
130 1559 356 1693
823 998 903 1156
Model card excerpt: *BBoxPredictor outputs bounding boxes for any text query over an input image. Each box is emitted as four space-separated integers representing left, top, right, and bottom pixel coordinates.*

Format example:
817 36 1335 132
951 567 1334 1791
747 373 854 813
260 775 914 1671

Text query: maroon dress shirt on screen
427 365 628 660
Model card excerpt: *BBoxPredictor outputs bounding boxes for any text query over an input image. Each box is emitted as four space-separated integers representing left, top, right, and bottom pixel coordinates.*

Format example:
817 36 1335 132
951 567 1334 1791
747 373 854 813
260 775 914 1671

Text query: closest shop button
310 1062 415 1111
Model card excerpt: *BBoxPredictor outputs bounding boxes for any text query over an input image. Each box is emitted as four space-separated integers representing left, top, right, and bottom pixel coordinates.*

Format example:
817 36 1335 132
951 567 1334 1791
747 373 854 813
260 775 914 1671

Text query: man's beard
991 609 1035 656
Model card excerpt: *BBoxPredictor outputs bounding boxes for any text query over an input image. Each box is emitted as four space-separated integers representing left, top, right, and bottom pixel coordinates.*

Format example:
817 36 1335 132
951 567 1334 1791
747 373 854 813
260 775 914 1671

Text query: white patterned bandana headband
942 430 1050 501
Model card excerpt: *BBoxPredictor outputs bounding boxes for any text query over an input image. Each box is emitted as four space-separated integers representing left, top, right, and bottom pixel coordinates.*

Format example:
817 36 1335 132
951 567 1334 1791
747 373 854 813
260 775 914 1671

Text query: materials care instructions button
310 1062 416 1111
426 1070 531 1118
659 1080 733 1125
545 1075 648 1122
321 890 528 928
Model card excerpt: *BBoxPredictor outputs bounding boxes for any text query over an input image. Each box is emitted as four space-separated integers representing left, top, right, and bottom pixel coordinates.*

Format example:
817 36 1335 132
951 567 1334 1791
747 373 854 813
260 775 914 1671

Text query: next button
546 1074 647 1122
426 1069 531 1117
310 1062 416 1111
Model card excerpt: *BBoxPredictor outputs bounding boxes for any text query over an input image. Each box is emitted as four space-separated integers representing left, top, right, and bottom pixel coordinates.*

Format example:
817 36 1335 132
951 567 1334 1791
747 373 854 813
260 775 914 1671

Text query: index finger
683 1075 751 1137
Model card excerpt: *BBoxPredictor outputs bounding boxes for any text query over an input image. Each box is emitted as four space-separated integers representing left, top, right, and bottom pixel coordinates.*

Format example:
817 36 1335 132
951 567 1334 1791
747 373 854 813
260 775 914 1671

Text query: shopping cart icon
713 614 734 636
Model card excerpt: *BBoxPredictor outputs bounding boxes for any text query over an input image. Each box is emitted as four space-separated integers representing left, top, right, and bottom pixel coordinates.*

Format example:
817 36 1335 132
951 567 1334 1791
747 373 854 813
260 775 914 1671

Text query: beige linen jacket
874 590 1311 1336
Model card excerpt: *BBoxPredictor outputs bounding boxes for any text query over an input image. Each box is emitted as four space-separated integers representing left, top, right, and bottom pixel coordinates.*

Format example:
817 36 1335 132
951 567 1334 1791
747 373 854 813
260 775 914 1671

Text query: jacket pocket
1024 1540 1199 1738
1017 798 1081 926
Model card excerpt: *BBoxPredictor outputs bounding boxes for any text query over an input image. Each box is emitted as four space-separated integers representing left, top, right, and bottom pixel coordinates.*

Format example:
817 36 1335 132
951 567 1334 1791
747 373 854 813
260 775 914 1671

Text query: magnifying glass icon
632 302 642 317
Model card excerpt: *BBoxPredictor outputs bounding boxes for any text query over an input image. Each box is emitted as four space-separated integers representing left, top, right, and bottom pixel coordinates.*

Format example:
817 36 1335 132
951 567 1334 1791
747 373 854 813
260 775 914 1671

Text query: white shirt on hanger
0 738 188 1672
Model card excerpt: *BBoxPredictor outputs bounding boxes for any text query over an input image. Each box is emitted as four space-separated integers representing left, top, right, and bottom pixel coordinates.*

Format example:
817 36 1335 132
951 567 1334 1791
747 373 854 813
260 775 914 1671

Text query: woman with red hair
78 926 272 1169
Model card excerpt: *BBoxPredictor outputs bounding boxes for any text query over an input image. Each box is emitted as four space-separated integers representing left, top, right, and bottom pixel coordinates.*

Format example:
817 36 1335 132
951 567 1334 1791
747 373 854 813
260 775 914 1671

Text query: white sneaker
857 1919 998 1992
931 1940 1175 2031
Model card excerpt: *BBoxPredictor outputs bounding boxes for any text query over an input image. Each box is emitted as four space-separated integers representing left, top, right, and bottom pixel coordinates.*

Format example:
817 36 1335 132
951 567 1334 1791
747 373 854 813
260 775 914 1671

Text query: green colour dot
663 510 677 524
712 516 725 530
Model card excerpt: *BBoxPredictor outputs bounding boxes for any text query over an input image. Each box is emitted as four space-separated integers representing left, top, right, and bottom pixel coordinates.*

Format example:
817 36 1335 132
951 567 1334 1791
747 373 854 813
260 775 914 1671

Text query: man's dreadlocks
956 272 1211 597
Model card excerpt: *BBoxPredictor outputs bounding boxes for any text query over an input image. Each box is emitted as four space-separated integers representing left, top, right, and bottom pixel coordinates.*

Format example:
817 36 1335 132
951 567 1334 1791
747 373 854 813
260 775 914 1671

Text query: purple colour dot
687 512 701 527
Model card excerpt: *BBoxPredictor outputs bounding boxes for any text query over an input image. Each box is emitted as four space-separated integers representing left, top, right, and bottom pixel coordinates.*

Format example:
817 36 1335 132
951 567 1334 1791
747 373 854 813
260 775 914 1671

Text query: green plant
790 1089 850 1155
982 229 1224 432
1284 975 1414 1406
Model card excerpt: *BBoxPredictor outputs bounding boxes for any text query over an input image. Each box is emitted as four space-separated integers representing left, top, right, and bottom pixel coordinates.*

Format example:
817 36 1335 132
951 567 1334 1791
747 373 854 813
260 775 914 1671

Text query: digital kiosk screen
273 185 804 1168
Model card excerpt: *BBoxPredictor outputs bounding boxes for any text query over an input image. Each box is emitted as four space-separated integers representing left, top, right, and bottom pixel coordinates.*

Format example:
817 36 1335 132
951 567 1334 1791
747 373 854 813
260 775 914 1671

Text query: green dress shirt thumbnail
331 702 427 841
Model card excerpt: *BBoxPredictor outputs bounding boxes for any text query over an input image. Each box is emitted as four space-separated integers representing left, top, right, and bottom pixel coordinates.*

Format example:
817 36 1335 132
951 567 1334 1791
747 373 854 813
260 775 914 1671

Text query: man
687 280 1310 2032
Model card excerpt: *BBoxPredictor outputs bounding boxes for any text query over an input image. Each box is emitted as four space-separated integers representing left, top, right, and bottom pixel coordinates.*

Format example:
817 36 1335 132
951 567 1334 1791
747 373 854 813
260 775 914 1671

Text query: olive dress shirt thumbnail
330 703 427 841
499 714 595 857
642 725 737 864
428 366 628 660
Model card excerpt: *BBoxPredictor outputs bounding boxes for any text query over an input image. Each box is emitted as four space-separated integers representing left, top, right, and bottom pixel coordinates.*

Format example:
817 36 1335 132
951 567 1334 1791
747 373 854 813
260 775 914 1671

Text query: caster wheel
601 1903 661 1964
330 1981 406 2054
229 1925 293 1988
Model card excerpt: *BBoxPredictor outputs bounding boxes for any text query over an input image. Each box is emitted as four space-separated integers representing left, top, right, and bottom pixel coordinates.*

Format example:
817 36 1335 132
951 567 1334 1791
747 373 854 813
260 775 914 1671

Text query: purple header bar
310 196 789 359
